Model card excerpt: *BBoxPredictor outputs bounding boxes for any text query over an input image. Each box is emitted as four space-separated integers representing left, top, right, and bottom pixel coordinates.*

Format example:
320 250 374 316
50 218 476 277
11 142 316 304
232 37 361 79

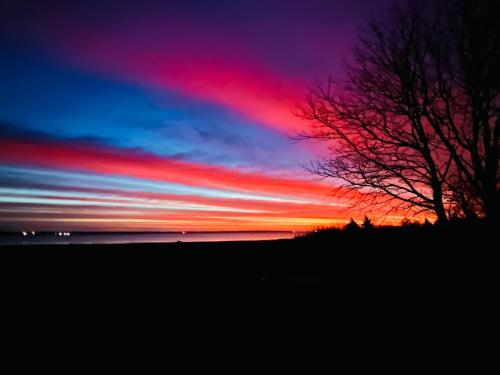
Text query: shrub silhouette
423 219 433 228
401 219 422 228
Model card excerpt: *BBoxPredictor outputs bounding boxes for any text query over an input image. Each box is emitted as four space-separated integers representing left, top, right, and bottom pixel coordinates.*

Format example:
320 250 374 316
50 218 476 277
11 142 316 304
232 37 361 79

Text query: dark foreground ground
0 223 496 367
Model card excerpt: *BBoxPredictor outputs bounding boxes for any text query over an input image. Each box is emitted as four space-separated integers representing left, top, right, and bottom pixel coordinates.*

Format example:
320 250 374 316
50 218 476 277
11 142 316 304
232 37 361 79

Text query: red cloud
0 137 337 200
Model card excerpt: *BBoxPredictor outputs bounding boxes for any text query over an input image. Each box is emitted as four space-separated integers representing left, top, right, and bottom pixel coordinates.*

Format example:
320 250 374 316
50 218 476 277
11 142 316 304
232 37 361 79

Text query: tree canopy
298 0 500 222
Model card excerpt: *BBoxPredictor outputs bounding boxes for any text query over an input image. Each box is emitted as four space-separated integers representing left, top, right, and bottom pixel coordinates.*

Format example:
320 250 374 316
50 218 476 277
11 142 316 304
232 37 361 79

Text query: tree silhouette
298 0 499 222
362 216 374 230
344 218 360 232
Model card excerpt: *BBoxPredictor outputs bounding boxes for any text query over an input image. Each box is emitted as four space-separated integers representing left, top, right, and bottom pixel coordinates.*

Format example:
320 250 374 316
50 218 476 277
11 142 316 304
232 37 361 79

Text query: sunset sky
0 0 396 231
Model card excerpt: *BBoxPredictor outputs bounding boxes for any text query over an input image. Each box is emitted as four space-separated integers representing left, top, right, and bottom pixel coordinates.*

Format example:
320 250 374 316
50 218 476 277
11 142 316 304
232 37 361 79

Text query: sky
0 0 395 232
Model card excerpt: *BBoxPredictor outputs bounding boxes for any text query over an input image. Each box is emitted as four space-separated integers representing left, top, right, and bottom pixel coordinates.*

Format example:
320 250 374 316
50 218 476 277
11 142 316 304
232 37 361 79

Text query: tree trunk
483 182 499 221
432 184 448 223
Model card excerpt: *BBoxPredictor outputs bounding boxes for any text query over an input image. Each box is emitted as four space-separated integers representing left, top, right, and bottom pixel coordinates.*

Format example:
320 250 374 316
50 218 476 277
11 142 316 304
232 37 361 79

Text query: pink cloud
58 32 307 132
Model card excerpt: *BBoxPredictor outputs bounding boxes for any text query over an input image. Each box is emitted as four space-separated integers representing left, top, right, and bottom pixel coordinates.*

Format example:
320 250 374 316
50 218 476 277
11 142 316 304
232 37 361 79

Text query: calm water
0 231 298 246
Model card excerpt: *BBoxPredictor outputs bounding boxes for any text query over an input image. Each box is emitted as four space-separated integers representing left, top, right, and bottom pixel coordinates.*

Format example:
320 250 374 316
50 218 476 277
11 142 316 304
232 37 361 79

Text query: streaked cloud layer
0 0 391 231
0 138 355 230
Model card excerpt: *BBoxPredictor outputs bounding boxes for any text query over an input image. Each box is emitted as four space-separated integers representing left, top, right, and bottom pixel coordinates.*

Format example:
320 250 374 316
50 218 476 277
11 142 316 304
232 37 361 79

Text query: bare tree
436 0 500 220
297 0 499 222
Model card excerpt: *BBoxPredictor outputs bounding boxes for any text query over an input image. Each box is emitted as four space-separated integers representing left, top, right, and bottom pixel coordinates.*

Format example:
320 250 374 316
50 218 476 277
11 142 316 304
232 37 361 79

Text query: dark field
0 224 495 365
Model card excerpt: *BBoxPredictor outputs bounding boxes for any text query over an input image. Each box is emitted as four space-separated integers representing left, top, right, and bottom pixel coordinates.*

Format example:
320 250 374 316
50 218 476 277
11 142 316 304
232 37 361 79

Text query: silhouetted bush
300 226 342 239
401 219 423 228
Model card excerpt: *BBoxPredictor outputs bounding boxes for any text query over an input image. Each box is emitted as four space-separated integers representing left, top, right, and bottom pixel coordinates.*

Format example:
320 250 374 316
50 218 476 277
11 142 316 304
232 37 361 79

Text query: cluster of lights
55 232 71 237
22 231 72 237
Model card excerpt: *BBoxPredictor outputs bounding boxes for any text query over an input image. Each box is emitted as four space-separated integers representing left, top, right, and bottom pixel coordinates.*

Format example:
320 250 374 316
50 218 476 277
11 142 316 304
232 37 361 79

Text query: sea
0 231 299 246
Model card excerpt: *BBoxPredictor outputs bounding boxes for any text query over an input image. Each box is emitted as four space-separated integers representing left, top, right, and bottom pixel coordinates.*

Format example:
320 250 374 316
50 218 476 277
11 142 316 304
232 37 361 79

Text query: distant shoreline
0 230 297 235
0 230 301 246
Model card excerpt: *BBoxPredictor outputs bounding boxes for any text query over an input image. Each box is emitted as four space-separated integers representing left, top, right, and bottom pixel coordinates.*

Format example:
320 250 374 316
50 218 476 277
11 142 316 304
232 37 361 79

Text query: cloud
0 136 339 200
1 0 376 133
